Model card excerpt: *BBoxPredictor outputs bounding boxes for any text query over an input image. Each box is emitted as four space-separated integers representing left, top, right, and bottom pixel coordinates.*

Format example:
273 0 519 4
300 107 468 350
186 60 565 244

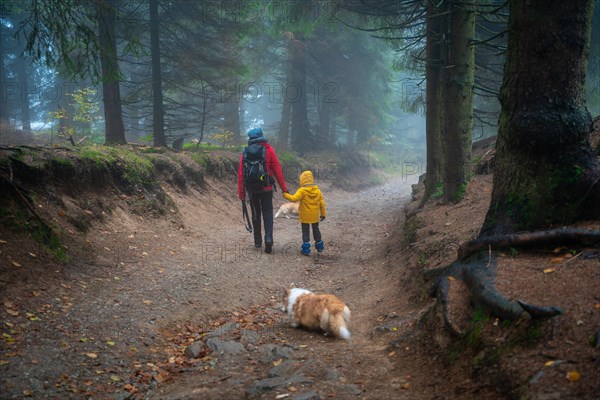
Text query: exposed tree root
430 252 563 334
457 228 600 261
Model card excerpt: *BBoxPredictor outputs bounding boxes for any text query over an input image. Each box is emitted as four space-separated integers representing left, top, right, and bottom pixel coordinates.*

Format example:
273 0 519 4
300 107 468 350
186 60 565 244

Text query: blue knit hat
247 128 264 139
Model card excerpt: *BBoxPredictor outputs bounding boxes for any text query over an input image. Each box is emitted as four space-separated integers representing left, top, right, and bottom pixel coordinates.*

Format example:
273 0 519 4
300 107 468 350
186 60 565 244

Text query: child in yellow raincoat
283 170 326 256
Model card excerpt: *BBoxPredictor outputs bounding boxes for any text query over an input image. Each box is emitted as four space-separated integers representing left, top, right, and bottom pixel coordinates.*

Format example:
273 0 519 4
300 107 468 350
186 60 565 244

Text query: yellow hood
300 170 314 186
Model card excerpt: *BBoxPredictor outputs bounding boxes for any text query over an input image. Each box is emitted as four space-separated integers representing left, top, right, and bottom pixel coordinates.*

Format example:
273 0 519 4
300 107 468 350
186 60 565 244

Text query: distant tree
482 0 600 234
21 0 129 144
96 0 125 144
149 0 166 147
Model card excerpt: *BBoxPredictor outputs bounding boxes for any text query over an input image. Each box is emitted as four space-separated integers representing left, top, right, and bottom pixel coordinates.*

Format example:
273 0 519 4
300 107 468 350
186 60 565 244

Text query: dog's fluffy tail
274 207 283 219
328 306 351 340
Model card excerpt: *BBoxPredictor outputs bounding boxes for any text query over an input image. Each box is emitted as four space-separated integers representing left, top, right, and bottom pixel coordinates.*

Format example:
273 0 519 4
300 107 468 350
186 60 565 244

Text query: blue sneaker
315 240 324 253
301 242 311 256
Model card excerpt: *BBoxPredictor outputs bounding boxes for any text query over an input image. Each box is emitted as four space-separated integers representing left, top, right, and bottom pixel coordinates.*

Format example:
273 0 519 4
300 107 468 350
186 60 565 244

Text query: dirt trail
2 175 451 400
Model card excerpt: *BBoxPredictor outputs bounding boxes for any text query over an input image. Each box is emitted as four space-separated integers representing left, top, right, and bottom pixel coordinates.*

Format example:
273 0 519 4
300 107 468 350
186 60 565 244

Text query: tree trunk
97 0 126 145
17 55 31 132
443 0 475 203
482 0 600 235
0 25 7 126
319 100 331 142
290 35 309 155
422 0 445 204
149 0 166 147
278 95 291 150
224 93 241 145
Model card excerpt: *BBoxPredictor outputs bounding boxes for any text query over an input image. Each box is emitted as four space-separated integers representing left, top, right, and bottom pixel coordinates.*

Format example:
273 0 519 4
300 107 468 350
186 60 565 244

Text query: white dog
282 286 351 340
274 202 299 219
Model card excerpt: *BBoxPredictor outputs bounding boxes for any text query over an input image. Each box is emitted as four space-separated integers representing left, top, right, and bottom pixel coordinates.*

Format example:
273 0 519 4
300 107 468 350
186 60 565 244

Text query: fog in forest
0 1 599 166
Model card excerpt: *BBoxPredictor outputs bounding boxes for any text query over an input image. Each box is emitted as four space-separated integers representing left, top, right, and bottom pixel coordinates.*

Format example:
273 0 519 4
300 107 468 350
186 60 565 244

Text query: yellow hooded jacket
283 171 326 224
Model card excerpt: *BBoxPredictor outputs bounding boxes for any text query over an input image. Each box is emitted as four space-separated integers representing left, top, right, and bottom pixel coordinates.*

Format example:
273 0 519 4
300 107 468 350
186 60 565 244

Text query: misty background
0 1 598 163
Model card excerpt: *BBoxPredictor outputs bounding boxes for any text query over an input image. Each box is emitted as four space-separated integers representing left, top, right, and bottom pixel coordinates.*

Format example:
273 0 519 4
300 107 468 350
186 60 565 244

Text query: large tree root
431 252 563 334
430 227 600 333
457 227 600 261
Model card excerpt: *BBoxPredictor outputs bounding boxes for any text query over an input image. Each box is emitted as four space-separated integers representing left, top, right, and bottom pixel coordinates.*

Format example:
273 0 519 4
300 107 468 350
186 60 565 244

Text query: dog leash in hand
241 200 253 232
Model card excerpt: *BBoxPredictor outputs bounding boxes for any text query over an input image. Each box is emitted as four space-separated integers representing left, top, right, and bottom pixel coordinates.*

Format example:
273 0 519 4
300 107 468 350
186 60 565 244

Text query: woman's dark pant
301 222 322 243
249 191 273 246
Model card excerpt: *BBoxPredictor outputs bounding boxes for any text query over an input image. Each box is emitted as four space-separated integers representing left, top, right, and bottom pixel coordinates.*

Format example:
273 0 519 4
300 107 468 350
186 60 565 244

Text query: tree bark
422 0 445 204
0 23 7 126
482 0 600 235
443 0 475 203
224 93 241 145
17 55 31 132
290 34 309 155
149 0 166 147
96 0 126 145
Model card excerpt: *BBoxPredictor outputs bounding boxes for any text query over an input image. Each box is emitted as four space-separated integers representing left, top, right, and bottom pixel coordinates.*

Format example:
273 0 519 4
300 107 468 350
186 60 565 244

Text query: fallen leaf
6 309 19 317
288 386 298 392
22 390 33 397
26 313 40 321
28 253 36 258
84 380 94 386
3 333 15 343
566 371 581 381
0 239 7 244
401 382 410 390
273 358 283 366
544 360 555 367
142 300 153 305
275 395 290 399
85 353 98 359
80 338 89 343
0 360 9 366
550 257 563 264
12 261 21 268
388 351 396 357
448 276 456 281
106 341 115 346
299 344 308 348
543 268 556 274
32 291 41 297
110 375 121 382
594 303 600 310
123 383 138 393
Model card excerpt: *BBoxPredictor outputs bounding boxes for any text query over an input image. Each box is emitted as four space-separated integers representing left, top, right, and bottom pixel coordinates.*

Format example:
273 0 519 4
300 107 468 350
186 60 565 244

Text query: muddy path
2 176 451 399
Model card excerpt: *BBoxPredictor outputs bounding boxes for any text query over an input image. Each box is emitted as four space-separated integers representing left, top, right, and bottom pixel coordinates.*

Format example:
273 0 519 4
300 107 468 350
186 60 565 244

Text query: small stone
184 341 207 358
206 338 246 355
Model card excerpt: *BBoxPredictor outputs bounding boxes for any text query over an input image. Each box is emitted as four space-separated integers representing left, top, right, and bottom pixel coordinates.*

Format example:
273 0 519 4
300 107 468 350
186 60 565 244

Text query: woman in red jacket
238 128 288 253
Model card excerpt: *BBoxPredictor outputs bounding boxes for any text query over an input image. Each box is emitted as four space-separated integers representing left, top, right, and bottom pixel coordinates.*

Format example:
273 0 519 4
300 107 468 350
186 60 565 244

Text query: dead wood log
458 228 600 261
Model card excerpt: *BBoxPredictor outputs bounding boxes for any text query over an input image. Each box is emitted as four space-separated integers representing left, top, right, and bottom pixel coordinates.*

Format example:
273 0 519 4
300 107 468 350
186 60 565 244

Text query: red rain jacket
238 142 288 200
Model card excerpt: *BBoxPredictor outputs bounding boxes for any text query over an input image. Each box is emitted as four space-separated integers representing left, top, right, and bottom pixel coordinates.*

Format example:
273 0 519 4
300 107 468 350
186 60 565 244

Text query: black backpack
242 143 271 193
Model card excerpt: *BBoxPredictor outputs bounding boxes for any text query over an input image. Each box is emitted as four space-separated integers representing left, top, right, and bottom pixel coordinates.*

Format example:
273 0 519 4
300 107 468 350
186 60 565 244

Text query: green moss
403 215 421 244
455 182 468 202
189 152 210 167
78 145 155 187
431 182 444 199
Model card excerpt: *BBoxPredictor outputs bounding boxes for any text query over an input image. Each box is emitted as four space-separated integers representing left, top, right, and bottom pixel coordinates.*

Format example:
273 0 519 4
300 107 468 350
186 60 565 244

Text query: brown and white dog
274 202 299 219
282 286 351 340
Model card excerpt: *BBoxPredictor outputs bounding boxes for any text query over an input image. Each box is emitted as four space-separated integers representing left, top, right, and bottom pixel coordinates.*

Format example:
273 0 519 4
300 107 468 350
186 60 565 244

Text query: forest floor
1 144 599 399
